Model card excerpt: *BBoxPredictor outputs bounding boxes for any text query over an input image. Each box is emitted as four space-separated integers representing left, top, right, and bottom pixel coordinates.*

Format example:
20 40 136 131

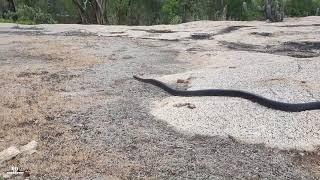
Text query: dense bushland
0 0 319 25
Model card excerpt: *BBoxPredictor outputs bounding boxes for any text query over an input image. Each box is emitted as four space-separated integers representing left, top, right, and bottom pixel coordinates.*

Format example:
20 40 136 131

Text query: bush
0 18 15 23
227 0 265 21
161 0 180 23
285 0 320 16
170 15 182 24
4 5 55 24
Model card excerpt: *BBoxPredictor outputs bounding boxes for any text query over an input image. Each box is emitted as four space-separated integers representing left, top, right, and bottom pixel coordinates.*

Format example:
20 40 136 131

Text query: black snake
133 75 320 112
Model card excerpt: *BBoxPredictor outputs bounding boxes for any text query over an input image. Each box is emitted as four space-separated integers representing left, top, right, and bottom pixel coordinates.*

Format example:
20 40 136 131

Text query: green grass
16 19 36 25
0 18 35 25
0 18 14 23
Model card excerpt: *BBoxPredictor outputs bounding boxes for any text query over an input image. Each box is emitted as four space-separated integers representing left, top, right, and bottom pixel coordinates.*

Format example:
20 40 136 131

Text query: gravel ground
0 17 320 179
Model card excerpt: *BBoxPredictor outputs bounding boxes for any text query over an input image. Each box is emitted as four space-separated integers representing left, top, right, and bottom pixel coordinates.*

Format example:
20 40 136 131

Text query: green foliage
0 0 320 25
227 0 244 20
170 15 182 24
106 0 162 25
161 0 180 23
126 0 162 25
0 18 13 23
16 0 48 11
160 0 265 22
285 0 320 16
51 0 78 23
106 0 131 24
161 0 219 23
226 0 265 20
4 5 56 24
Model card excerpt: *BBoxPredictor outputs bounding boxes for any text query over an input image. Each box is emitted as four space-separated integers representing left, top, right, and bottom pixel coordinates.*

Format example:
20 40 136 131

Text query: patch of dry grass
0 35 122 178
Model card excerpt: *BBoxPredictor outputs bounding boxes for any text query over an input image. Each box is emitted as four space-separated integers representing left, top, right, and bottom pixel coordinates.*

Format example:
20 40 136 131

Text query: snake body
133 75 320 112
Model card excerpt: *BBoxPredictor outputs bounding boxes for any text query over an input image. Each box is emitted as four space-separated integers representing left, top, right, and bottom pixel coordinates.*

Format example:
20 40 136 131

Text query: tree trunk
93 0 107 24
265 0 284 22
72 0 90 24
72 0 107 25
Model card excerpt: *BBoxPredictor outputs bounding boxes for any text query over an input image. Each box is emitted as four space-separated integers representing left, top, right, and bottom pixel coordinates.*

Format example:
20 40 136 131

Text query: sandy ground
0 16 320 179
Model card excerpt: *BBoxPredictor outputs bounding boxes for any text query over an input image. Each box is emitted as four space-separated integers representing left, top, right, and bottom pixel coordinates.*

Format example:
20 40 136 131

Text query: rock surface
0 16 319 179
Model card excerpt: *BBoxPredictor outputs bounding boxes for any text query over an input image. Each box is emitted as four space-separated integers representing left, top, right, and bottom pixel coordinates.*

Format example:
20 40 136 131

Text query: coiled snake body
133 75 320 112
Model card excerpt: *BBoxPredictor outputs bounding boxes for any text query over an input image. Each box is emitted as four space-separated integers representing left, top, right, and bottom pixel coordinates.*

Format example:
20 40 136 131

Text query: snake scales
133 75 320 112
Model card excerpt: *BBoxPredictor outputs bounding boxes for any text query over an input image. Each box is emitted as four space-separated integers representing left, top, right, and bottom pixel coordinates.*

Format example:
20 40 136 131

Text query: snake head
133 75 145 81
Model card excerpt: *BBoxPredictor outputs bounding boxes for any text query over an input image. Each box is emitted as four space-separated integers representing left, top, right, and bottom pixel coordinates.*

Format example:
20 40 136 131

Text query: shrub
170 15 182 24
4 5 55 24
161 0 180 23
285 0 320 16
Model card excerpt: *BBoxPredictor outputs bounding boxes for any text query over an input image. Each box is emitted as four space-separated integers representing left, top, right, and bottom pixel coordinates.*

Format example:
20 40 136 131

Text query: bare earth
0 16 320 179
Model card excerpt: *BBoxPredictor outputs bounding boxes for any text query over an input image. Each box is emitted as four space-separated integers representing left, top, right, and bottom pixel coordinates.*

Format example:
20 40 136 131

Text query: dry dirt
0 17 320 179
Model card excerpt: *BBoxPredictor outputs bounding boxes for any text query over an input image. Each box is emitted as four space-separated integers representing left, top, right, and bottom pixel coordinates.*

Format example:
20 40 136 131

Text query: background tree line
0 0 319 25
